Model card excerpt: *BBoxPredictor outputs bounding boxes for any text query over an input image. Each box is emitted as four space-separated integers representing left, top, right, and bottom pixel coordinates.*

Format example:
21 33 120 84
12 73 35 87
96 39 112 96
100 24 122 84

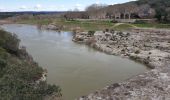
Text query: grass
17 18 115 31
17 18 52 25
133 23 170 29
53 19 115 31
17 18 170 31
111 23 135 31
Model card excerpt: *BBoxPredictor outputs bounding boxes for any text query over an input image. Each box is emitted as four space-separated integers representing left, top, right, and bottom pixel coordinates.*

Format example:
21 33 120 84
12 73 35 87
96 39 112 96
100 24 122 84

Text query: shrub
129 55 138 60
111 20 118 23
105 28 109 32
0 58 7 69
46 84 61 95
110 29 115 34
0 30 61 99
88 30 95 36
135 50 140 54
117 31 124 37
0 30 20 55
143 59 149 65
134 20 146 24
127 33 130 36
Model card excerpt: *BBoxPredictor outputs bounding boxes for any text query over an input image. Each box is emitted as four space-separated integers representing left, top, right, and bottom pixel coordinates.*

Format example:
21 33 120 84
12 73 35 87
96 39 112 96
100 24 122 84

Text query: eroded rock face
73 29 170 100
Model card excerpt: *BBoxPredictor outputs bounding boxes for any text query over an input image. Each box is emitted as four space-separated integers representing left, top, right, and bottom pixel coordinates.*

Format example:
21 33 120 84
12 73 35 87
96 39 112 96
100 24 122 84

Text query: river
1 24 147 100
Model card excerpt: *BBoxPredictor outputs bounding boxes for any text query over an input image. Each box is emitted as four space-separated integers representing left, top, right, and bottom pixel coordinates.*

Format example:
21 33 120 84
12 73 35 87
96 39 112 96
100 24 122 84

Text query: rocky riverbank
39 24 63 31
73 28 170 99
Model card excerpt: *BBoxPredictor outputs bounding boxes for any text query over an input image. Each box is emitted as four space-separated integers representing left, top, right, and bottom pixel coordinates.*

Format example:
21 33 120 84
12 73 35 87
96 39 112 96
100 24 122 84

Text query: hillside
0 30 61 100
136 0 170 8
63 0 170 23
101 0 170 20
135 0 170 21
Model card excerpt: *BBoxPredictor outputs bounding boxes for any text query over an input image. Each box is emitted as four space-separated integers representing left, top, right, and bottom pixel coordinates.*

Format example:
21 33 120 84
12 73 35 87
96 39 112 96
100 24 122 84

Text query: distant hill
64 0 170 22
0 11 66 19
135 0 170 21
1 0 170 22
135 0 170 8
77 0 170 21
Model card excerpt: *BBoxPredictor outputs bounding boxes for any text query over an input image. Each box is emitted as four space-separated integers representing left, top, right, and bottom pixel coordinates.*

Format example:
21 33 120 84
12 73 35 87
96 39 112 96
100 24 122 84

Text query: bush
88 30 95 36
0 30 20 55
0 30 61 99
129 55 138 60
111 20 118 23
143 59 149 65
134 20 147 24
110 29 115 34
135 50 140 54
117 31 124 37
127 33 130 36
105 28 109 32
0 58 7 68
46 85 61 95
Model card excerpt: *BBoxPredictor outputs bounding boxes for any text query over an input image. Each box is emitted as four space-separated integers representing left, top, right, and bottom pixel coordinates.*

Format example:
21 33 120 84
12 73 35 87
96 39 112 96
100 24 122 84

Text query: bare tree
85 4 107 19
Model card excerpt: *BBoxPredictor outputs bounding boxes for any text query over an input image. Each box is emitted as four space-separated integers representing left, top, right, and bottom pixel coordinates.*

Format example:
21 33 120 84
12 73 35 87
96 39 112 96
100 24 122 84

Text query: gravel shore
73 28 170 100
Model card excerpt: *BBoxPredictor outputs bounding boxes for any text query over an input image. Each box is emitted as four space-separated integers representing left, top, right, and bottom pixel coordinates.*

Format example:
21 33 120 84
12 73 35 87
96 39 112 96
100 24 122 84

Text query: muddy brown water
1 24 147 100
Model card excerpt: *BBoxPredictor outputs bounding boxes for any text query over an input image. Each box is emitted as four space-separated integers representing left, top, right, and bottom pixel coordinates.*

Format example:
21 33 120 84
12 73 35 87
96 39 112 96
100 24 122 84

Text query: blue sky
0 0 136 11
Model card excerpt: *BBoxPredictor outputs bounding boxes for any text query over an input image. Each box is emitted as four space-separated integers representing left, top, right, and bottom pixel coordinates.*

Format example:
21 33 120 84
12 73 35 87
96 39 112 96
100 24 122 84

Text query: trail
112 23 138 28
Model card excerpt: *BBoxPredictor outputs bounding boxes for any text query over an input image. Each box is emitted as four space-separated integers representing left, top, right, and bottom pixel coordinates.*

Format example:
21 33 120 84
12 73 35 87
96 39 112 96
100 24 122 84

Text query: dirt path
112 23 138 28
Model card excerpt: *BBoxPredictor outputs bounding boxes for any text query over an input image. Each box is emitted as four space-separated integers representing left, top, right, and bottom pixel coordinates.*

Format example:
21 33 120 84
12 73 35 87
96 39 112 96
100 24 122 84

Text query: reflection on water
1 24 147 100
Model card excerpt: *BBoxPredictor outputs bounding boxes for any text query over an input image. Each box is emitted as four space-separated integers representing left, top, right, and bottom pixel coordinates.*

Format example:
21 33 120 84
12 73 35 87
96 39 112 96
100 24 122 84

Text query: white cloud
59 5 67 11
96 0 100 4
75 4 82 8
0 7 5 12
34 4 42 9
74 3 84 11
20 5 27 9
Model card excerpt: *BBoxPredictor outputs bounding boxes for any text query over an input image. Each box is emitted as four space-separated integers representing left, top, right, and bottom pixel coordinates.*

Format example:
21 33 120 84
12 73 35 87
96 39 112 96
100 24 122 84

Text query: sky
0 0 136 12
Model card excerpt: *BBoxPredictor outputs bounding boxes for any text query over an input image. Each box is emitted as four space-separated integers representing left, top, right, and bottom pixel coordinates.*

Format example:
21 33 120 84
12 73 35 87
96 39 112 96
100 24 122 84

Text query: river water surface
1 24 147 100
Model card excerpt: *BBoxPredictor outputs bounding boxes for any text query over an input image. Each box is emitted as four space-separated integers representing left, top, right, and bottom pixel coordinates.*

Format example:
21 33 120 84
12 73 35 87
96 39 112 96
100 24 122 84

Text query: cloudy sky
0 0 135 12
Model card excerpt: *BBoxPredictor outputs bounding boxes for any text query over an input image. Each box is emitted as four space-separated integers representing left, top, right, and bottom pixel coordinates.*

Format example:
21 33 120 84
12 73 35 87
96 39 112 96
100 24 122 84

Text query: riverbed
1 24 147 100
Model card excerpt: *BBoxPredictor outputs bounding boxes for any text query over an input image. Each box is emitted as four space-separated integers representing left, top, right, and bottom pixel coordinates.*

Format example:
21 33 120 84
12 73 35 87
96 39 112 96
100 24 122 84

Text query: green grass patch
133 23 170 29
17 18 170 31
18 18 115 31
17 18 52 25
112 24 135 31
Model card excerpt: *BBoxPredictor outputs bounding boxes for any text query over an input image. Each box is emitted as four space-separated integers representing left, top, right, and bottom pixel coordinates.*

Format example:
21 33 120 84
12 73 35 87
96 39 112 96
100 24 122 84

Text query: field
17 18 170 31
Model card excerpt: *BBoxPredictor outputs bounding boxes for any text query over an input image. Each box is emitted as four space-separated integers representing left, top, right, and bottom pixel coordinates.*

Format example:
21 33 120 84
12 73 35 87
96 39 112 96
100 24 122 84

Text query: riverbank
2 19 170 99
0 20 13 24
2 17 170 32
73 28 170 99
0 29 62 100
1 24 148 100
14 18 170 31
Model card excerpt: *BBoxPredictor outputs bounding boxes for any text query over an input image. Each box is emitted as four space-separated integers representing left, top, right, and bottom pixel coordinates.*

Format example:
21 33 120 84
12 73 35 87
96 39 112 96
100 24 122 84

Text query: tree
155 7 168 22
